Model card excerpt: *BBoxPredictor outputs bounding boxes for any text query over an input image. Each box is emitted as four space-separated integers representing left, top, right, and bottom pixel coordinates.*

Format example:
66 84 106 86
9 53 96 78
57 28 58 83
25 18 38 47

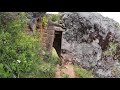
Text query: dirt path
55 58 76 78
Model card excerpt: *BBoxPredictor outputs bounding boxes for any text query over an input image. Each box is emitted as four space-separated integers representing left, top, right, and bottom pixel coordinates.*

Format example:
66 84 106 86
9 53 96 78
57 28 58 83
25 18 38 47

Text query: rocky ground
55 61 76 78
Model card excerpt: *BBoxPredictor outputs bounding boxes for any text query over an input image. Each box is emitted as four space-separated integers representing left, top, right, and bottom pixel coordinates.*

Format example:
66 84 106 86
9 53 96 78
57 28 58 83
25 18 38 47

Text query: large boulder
61 12 120 78
62 12 120 50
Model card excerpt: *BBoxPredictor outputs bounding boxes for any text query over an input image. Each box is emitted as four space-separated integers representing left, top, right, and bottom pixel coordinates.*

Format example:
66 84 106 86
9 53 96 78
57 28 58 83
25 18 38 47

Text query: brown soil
55 58 76 78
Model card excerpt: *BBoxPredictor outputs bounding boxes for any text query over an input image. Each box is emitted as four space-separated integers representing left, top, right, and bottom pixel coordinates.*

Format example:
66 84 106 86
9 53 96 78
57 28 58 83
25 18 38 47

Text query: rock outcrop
61 12 120 78
27 12 46 31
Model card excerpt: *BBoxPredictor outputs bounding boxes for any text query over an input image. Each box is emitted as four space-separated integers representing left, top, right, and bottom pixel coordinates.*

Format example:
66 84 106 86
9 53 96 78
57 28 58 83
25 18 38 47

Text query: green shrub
33 63 56 78
42 16 48 28
74 66 93 78
20 59 56 78
48 14 60 22
0 12 41 78
0 12 57 78
0 63 11 78
43 48 60 65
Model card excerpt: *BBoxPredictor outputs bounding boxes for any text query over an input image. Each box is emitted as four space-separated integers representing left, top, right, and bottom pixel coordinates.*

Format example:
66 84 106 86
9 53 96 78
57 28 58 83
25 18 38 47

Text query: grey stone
26 12 46 31
61 12 120 78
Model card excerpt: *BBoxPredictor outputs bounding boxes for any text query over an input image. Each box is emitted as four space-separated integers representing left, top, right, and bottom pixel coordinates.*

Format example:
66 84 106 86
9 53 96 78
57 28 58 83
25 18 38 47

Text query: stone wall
41 26 55 53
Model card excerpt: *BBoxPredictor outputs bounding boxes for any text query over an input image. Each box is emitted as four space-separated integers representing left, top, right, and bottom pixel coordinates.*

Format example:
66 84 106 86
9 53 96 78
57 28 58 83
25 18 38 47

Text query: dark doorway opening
53 31 62 57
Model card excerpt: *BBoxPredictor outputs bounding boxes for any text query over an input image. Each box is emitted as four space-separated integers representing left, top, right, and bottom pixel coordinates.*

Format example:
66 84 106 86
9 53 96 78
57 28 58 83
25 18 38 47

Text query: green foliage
74 66 93 78
19 59 56 78
61 72 69 78
33 63 56 78
0 12 41 78
0 64 11 78
42 16 48 28
43 48 60 65
48 14 60 22
0 12 57 78
51 48 60 64
104 42 118 56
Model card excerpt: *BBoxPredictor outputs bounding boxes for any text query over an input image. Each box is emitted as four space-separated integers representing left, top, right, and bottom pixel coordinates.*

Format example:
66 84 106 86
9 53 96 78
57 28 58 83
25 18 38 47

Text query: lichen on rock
61 12 120 78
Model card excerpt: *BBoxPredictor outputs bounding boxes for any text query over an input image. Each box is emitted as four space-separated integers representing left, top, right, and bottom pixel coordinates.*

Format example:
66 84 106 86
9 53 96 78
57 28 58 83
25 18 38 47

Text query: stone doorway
53 31 62 57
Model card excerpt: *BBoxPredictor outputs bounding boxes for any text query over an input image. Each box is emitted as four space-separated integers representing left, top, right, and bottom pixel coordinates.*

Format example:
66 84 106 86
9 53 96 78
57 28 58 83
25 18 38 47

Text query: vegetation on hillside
42 16 48 28
0 12 58 78
0 12 95 78
74 66 93 78
47 14 61 22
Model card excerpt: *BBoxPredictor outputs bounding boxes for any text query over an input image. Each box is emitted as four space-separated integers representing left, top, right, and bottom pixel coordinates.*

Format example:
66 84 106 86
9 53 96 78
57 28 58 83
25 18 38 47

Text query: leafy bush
19 58 56 78
48 14 60 22
0 12 58 78
43 48 60 65
42 16 48 28
33 63 56 78
74 66 93 78
0 12 41 78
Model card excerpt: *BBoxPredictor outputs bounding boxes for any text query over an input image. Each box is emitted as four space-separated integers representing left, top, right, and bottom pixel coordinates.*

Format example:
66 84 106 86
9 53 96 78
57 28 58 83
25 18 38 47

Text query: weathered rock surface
26 12 46 31
61 12 120 78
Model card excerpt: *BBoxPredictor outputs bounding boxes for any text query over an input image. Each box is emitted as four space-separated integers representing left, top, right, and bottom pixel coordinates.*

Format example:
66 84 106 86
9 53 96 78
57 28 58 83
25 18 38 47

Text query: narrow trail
55 56 76 78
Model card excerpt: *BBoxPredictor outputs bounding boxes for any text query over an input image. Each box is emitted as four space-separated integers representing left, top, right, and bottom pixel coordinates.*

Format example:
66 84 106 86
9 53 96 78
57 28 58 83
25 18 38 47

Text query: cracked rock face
61 12 120 78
